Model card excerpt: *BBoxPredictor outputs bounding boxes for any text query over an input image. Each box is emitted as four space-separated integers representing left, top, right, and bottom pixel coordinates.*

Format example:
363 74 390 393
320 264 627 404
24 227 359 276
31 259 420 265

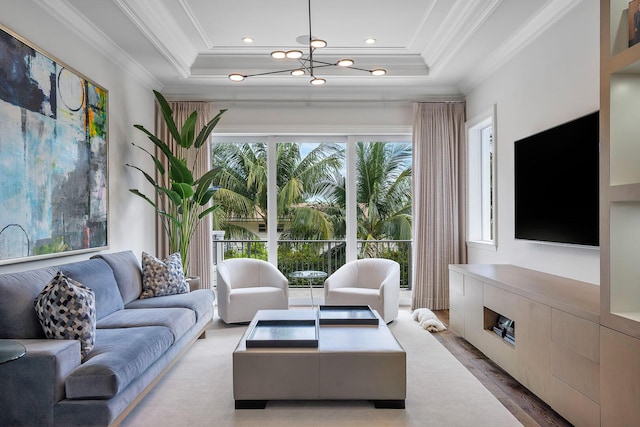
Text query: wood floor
431 310 573 427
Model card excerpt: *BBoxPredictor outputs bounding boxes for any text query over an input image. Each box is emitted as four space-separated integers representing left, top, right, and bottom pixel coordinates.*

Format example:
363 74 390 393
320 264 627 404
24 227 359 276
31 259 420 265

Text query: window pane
275 141 345 277
211 141 268 259
355 141 412 288
481 126 493 241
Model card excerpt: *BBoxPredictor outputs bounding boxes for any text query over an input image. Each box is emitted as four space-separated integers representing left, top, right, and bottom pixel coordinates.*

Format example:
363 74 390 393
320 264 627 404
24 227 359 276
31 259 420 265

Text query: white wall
210 101 413 135
464 0 600 284
0 0 156 273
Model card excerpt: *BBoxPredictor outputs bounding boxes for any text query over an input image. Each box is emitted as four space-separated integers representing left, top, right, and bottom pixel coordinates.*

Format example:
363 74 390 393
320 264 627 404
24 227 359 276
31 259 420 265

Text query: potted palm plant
127 90 226 277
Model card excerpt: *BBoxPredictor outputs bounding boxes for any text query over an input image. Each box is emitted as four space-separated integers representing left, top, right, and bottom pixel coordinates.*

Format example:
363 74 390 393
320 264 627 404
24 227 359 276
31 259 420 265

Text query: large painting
0 25 108 264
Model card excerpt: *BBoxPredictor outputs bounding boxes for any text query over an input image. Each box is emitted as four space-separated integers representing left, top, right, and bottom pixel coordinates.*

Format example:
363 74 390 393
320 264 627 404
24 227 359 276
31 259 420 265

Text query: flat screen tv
514 111 599 247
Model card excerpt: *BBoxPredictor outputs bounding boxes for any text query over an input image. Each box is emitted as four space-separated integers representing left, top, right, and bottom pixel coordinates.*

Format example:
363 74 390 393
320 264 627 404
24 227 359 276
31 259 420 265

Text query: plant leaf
130 142 165 175
153 90 182 146
198 187 219 206
194 168 218 201
126 164 159 188
157 186 182 206
198 205 218 219
169 156 194 185
129 189 159 210
172 182 194 199
179 111 198 149
194 109 227 148
133 124 173 160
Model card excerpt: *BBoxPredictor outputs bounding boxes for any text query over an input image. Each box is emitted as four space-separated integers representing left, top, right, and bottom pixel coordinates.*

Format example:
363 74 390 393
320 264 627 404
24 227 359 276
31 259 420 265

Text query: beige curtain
155 101 214 289
411 102 467 310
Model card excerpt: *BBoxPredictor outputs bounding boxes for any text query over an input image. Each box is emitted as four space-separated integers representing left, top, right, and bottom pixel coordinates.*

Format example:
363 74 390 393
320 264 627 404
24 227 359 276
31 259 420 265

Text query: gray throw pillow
140 252 189 299
34 271 97 358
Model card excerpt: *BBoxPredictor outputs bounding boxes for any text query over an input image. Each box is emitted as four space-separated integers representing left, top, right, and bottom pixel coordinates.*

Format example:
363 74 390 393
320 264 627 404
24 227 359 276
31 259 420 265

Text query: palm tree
211 142 344 240
355 141 412 242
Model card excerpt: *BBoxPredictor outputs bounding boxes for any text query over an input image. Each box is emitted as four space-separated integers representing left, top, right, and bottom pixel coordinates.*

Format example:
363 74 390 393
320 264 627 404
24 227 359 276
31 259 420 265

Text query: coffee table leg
235 400 268 409
373 400 405 409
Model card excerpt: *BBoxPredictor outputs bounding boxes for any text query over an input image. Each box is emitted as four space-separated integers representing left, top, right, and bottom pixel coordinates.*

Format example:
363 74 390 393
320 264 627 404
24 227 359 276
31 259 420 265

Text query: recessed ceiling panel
184 0 434 50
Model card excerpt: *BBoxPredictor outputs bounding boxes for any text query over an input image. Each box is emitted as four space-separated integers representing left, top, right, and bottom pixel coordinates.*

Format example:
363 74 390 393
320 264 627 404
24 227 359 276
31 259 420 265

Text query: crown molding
458 0 584 94
177 0 213 50
33 0 161 90
421 0 502 77
114 0 197 79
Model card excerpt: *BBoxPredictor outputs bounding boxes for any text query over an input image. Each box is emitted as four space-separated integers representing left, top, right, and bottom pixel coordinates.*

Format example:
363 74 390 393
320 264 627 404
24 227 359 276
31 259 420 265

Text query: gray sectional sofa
0 250 214 426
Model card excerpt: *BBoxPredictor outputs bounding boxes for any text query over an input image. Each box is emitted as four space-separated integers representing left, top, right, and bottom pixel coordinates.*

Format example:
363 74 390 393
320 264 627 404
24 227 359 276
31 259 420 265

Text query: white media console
449 264 600 427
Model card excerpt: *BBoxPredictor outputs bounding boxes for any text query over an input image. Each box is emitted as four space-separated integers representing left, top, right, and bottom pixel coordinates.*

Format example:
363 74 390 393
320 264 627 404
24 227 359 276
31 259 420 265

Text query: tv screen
514 111 599 247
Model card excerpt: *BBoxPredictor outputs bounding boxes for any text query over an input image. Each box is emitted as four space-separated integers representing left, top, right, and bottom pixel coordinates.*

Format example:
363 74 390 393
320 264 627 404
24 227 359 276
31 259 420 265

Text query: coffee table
233 309 406 409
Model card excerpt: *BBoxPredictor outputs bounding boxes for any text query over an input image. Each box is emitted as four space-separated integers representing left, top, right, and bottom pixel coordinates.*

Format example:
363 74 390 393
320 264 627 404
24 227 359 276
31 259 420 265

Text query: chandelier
228 0 386 85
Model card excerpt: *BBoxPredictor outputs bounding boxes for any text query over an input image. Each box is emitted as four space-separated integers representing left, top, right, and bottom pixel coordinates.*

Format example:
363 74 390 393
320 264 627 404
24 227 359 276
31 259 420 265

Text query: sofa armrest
0 339 81 427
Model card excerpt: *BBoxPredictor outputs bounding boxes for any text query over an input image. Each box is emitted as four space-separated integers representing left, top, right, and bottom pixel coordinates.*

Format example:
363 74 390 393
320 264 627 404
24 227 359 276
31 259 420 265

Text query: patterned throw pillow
34 271 97 358
140 252 189 299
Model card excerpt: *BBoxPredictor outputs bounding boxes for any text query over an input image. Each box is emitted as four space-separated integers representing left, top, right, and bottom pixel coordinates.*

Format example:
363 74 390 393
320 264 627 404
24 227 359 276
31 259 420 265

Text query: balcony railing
217 239 412 289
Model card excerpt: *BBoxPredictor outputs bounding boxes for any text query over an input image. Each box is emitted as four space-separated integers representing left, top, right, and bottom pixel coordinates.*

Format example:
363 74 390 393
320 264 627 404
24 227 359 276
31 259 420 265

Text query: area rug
121 310 521 426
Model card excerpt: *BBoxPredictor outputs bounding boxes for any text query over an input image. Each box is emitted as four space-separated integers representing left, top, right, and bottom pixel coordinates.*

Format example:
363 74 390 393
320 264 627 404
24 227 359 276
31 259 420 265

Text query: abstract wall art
0 24 108 264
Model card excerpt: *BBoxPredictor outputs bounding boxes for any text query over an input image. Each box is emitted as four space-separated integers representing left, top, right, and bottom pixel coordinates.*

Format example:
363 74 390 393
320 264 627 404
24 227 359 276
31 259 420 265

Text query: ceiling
44 0 582 102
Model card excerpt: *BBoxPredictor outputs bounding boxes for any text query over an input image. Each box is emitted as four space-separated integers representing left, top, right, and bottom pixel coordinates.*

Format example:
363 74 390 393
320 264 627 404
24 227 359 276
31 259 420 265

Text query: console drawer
551 342 599 402
551 308 599 363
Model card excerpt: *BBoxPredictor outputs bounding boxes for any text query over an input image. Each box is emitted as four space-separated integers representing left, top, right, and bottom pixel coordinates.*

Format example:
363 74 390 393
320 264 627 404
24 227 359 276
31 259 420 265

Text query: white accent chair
324 258 400 323
216 258 289 323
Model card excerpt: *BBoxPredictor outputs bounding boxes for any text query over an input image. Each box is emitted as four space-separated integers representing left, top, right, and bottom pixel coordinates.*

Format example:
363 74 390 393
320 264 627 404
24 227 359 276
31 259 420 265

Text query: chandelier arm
344 65 378 73
308 0 315 77
244 68 309 78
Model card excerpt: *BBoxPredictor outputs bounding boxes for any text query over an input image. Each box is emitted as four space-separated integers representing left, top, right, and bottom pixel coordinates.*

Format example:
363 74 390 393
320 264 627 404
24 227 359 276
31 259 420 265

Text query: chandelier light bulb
337 59 354 67
371 68 386 76
291 69 305 76
228 73 246 82
310 77 326 85
271 50 286 59
286 50 303 59
310 39 327 48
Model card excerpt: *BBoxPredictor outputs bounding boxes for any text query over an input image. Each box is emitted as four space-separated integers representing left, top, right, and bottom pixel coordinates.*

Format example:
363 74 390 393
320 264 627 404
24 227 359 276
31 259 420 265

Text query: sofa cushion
34 271 97 358
96 307 195 341
65 326 174 399
59 259 124 320
125 289 214 322
0 267 57 338
92 251 143 304
140 252 189 299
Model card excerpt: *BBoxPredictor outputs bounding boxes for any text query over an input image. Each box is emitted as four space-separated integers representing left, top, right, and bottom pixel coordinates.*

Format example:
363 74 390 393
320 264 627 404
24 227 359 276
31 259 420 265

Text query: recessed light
242 36 254 43
365 38 376 44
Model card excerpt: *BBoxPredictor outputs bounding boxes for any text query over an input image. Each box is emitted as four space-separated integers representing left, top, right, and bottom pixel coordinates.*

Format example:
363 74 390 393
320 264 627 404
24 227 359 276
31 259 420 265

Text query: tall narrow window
467 106 497 248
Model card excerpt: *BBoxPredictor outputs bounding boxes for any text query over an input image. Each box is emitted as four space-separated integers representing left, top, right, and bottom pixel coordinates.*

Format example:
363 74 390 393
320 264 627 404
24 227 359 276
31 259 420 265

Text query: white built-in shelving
600 1 640 424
